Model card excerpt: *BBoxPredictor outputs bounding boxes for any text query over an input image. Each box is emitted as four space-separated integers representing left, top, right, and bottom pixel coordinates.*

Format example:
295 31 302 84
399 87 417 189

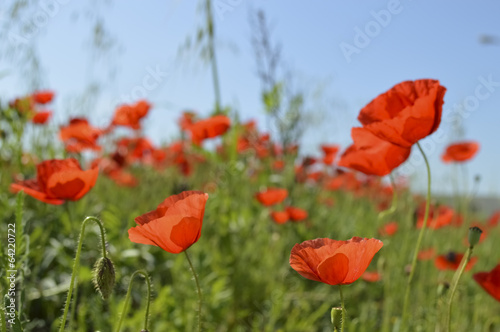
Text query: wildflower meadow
1 1 499 331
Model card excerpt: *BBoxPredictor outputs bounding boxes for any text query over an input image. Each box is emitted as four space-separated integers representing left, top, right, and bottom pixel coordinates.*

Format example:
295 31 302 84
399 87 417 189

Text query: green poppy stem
401 142 432 329
445 246 474 332
59 216 107 332
339 285 346 332
377 173 398 220
115 269 152 332
184 249 203 332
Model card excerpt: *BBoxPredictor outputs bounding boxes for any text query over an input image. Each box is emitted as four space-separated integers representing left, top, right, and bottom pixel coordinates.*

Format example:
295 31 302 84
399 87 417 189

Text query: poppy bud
468 226 483 248
331 307 342 331
92 257 116 300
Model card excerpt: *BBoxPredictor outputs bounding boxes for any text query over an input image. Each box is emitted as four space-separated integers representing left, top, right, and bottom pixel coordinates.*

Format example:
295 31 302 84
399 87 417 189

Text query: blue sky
1 0 500 196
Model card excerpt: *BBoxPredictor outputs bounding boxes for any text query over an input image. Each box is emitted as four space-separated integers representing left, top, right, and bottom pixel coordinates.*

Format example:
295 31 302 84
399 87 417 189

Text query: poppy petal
317 253 349 285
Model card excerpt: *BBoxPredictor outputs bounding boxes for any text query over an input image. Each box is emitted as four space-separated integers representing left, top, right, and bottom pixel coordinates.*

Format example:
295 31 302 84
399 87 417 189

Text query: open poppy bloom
321 144 340 165
285 206 308 222
473 264 500 302
32 90 55 104
290 237 383 285
416 203 458 229
434 251 477 271
255 188 288 206
358 79 446 148
32 111 52 125
441 141 480 163
10 158 99 205
187 115 231 146
111 100 151 129
361 271 381 282
418 247 436 260
270 211 289 224
338 127 411 176
378 221 398 237
128 191 209 254
59 118 102 153
488 211 500 227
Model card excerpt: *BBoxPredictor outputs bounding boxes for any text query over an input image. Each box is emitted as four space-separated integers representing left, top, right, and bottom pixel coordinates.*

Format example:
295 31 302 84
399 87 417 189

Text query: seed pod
92 257 116 300
468 226 483 248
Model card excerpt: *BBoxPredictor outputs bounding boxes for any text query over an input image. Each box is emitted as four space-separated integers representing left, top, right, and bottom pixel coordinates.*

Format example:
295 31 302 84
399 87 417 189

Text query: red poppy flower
32 111 52 124
111 100 151 129
59 118 102 153
324 172 361 192
272 160 285 171
255 188 288 206
128 191 209 254
441 141 480 163
187 115 231 146
271 211 289 224
285 206 308 222
115 137 156 165
418 248 436 260
358 79 446 148
321 144 340 165
32 90 55 104
338 127 411 176
434 251 477 271
361 271 381 282
416 203 456 229
179 111 197 130
289 237 383 286
473 264 500 302
10 158 99 205
378 221 398 237
488 211 500 227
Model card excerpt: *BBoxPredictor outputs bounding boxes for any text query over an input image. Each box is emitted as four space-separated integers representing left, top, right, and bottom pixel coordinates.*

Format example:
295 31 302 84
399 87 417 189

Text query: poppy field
1 2 500 332
1 78 500 332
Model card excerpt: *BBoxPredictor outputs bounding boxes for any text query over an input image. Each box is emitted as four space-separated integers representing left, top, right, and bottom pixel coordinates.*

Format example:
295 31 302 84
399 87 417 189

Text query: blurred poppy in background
111 99 151 130
32 90 55 104
434 251 477 271
271 211 289 224
187 115 231 146
255 188 288 206
321 144 340 165
474 264 500 302
378 221 398 237
59 118 102 153
32 111 52 125
286 206 308 222
441 141 480 163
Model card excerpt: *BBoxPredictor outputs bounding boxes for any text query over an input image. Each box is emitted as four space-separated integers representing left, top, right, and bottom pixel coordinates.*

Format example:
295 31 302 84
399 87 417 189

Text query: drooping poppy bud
92 257 116 300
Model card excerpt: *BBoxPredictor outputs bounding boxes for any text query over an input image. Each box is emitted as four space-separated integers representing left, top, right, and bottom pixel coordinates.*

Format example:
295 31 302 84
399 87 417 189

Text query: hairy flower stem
339 285 346 332
401 142 431 329
445 246 474 332
115 270 151 332
185 250 203 332
377 173 398 220
59 216 107 332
